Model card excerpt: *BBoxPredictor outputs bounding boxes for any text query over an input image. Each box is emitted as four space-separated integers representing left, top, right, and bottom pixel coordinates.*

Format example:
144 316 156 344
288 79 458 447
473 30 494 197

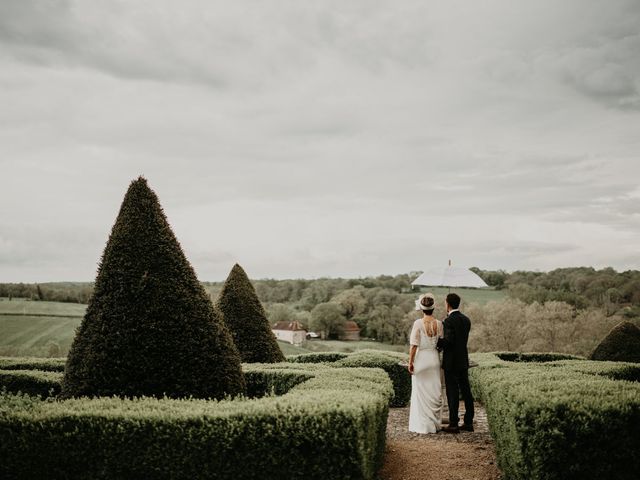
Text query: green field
0 299 86 316
0 299 84 357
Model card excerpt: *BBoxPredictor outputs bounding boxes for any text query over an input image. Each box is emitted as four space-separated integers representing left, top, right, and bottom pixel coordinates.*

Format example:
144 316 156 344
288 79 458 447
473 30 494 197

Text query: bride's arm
408 345 417 374
408 321 420 374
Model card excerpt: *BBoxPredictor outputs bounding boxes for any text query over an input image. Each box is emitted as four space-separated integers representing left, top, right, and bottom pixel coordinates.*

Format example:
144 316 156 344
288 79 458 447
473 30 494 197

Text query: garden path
380 402 501 480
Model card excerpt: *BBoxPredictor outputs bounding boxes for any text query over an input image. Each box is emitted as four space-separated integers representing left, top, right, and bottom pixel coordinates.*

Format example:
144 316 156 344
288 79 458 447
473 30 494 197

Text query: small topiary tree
216 264 285 363
590 321 640 363
61 177 245 399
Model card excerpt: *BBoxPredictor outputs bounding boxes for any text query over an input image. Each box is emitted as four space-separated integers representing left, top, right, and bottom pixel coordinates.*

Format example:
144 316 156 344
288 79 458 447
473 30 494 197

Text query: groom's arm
437 318 456 351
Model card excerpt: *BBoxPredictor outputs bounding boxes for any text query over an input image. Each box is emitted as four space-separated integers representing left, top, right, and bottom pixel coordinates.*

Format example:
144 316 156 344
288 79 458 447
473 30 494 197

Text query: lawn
0 315 81 356
0 298 86 317
0 299 84 356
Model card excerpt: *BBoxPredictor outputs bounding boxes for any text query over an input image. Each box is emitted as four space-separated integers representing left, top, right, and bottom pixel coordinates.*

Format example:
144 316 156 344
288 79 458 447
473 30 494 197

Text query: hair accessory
415 292 435 311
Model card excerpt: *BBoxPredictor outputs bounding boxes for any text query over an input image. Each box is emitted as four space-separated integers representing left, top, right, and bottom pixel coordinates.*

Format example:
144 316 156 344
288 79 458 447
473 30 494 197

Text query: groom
437 293 474 433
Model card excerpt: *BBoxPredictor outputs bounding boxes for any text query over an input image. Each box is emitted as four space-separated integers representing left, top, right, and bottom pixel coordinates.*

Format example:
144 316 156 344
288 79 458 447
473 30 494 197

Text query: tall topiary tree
61 177 245 399
590 321 640 363
216 264 285 363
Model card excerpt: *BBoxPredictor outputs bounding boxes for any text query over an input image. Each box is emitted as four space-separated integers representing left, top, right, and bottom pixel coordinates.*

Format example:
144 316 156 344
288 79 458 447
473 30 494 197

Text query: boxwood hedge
0 357 66 372
469 352 640 480
0 363 393 480
494 352 583 363
0 369 62 397
288 350 410 408
287 352 350 363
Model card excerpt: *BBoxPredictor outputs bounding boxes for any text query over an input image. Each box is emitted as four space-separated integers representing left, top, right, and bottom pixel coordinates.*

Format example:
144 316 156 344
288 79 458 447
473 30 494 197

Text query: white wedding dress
408 318 443 434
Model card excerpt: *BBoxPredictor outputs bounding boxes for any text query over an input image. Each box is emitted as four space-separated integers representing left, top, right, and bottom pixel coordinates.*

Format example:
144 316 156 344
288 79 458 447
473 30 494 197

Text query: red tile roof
343 321 360 332
272 321 306 331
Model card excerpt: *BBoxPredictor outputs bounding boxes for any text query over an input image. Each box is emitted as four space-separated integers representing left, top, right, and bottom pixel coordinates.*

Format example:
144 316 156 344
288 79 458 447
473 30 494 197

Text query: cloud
0 0 639 281
0 0 437 89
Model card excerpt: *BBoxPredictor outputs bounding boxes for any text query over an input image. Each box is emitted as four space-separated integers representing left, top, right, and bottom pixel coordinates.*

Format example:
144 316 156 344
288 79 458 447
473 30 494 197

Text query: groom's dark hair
446 293 461 309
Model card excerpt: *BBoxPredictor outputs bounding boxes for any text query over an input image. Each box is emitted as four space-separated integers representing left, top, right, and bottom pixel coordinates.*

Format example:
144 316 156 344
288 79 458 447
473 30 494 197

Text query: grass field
0 315 81 356
0 299 84 356
0 299 86 316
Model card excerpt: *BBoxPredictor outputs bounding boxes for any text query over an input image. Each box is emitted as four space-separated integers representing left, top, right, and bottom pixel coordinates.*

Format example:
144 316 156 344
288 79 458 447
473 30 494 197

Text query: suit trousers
444 367 474 426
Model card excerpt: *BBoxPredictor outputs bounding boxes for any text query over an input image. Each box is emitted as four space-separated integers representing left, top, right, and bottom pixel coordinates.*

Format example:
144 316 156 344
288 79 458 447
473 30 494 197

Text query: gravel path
379 402 502 480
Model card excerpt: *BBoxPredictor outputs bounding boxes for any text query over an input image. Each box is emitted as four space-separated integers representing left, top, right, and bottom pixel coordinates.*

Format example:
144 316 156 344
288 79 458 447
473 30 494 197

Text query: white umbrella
411 264 489 288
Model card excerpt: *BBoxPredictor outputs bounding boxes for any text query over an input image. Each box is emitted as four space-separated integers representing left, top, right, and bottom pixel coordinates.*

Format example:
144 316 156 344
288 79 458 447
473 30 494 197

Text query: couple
407 292 474 434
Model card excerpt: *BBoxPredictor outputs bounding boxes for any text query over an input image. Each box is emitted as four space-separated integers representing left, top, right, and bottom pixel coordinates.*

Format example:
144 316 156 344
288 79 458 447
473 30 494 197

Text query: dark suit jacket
437 310 471 371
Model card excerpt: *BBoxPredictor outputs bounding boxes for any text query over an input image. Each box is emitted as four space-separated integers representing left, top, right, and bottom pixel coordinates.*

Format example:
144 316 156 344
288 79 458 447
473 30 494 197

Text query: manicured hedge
0 363 393 480
216 263 285 363
553 359 640 383
469 353 640 480
288 350 410 407
494 352 583 363
287 352 349 363
0 357 66 372
590 321 640 363
334 351 410 408
243 368 313 398
0 364 317 400
62 177 245 400
0 369 63 397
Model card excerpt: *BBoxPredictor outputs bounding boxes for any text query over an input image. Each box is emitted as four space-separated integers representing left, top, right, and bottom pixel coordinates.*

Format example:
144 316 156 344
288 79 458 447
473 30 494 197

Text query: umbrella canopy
411 266 489 288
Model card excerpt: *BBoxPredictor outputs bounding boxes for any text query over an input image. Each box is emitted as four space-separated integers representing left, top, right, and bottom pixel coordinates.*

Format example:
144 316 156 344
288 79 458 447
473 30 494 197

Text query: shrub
0 357 66 372
0 364 393 480
288 350 410 407
495 352 583 363
243 369 313 398
469 353 640 480
0 369 62 397
0 363 318 400
590 321 640 363
216 264 285 363
334 351 410 408
62 177 245 400
287 352 349 363
552 359 640 383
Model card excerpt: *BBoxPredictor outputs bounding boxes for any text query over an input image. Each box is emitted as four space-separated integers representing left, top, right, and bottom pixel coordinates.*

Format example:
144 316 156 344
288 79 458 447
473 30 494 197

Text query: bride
408 293 443 434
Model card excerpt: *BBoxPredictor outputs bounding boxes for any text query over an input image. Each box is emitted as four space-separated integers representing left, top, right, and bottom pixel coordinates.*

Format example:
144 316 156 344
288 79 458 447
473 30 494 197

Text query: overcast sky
1 0 639 282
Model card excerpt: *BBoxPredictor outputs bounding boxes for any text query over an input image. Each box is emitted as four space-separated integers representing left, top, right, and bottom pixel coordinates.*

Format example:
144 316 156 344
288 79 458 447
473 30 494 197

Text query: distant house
340 321 361 341
272 321 307 346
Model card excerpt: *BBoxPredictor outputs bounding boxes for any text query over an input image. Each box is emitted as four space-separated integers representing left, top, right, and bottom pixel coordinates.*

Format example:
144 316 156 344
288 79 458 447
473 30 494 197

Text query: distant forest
2 267 638 355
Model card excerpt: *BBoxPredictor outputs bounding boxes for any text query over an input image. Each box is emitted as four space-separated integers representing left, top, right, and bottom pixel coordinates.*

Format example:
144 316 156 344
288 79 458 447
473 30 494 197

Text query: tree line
473 266 640 314
0 282 93 304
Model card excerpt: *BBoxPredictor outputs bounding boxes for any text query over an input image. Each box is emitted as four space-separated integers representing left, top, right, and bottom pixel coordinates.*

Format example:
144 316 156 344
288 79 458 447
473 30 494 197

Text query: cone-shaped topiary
61 177 245 399
216 264 285 363
590 321 640 363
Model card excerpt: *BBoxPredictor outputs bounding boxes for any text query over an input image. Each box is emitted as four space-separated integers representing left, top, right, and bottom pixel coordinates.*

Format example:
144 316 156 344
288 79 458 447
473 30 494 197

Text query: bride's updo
417 293 435 315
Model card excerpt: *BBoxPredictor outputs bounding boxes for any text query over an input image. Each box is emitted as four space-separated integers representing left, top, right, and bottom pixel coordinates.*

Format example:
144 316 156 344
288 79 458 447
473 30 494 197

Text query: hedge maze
0 363 392 480
469 352 640 480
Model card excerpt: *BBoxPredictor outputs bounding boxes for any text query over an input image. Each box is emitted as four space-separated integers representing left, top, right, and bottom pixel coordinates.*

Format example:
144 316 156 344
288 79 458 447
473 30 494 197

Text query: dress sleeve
410 321 420 346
